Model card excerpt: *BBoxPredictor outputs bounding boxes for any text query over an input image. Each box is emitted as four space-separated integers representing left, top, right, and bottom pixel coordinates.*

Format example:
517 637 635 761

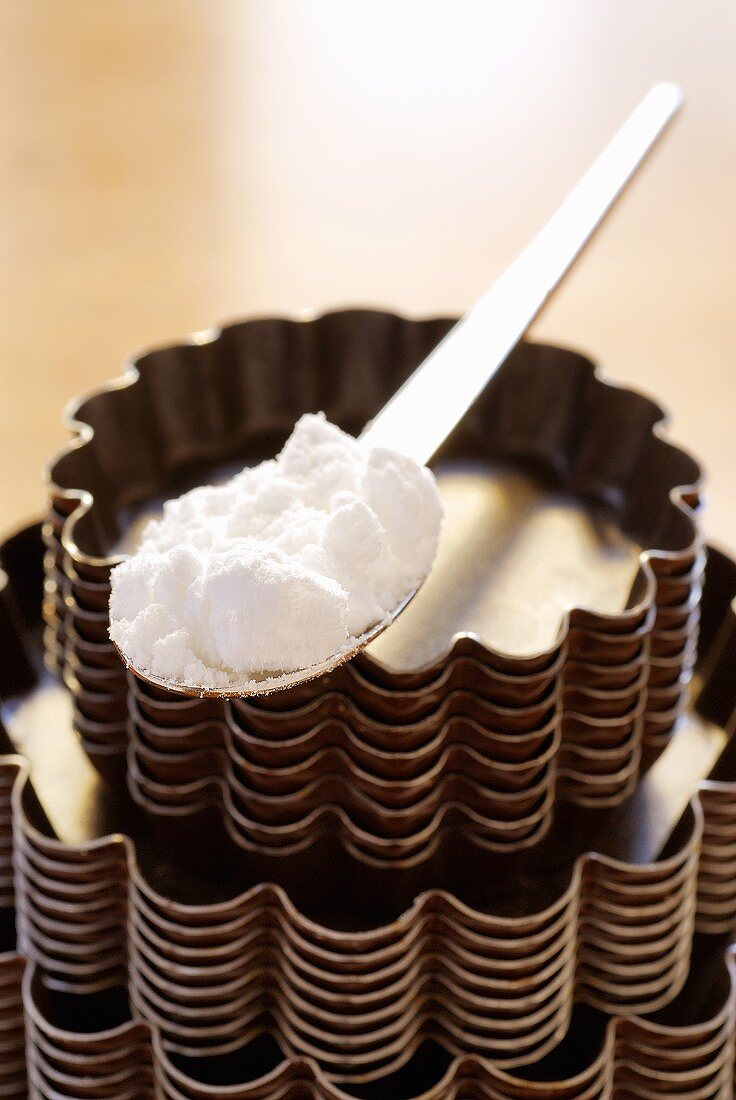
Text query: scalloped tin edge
13 916 736 1098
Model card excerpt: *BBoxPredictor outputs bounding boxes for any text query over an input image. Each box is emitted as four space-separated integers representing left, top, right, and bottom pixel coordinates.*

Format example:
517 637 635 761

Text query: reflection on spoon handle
360 82 683 466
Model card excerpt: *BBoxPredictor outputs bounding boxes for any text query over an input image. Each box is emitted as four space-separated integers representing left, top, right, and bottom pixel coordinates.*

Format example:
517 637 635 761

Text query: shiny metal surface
361 84 682 465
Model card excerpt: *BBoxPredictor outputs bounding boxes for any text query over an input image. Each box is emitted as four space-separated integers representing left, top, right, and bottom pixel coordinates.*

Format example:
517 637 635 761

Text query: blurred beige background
0 1 734 543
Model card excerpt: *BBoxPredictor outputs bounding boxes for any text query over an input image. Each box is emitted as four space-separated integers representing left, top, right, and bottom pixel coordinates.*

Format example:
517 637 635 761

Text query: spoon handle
360 82 683 466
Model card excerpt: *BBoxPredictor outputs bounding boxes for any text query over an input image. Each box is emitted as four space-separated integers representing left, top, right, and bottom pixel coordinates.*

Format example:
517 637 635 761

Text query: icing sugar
109 413 443 689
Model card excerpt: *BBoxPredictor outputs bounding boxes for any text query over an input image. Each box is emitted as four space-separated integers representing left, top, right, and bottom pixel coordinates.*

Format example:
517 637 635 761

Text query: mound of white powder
109 413 443 689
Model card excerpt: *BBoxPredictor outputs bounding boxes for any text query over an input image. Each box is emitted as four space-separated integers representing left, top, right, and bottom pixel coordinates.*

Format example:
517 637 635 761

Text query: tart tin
41 311 703 857
2 522 736 1096
0 749 26 1098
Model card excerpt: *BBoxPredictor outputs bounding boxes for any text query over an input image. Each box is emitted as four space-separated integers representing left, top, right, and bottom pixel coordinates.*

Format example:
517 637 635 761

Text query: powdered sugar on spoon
110 414 442 697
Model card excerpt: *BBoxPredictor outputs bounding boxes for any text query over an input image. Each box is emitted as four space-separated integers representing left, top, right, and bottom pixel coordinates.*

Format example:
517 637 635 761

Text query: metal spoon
117 82 682 698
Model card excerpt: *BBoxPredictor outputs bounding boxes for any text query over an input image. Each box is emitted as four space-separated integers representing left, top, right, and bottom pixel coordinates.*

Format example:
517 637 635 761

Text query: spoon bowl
112 588 421 699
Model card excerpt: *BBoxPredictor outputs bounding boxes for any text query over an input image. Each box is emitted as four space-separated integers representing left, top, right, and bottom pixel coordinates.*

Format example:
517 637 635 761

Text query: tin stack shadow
2 308 731 1097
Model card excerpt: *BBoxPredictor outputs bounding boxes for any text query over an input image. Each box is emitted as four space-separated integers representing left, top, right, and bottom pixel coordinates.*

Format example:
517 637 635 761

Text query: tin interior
116 460 643 667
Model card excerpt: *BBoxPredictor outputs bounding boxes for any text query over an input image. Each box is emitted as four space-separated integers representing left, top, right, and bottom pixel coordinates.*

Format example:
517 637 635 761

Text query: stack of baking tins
693 550 736 938
645 545 706 751
43 312 703 857
14 810 128 995
5 755 705 1077
698 777 736 934
0 753 26 1098
23 973 153 1100
1 308 733 1097
4 525 736 1098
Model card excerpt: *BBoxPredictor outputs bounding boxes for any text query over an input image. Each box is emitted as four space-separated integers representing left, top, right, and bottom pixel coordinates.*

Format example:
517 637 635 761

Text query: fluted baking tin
42 313 703 855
